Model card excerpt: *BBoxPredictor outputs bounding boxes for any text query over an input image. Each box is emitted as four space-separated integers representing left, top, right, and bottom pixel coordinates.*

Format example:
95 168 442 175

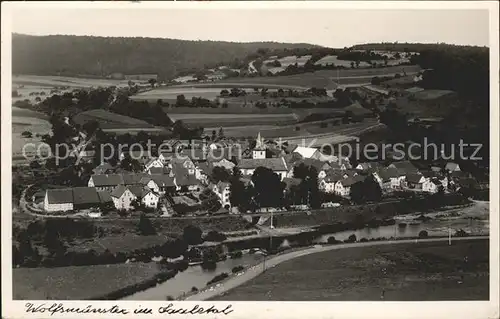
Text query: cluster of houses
43 131 471 214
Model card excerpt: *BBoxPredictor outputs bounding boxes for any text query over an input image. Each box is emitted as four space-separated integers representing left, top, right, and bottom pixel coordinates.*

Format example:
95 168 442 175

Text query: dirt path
183 236 487 301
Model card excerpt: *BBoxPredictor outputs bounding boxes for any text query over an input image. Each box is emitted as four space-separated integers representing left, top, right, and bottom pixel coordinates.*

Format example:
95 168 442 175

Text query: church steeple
253 132 266 159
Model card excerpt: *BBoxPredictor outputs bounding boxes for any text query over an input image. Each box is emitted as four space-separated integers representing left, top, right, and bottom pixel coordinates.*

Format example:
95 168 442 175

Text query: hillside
12 34 319 80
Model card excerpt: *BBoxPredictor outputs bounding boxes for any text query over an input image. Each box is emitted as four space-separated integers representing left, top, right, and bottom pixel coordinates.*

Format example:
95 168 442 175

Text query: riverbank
186 236 489 301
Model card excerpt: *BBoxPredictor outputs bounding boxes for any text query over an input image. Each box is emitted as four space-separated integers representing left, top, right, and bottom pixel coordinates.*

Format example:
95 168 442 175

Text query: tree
176 94 188 107
350 175 382 204
211 166 231 183
137 214 156 235
355 60 360 68
218 127 224 139
350 61 355 68
183 225 203 245
199 188 222 213
418 230 429 238
251 167 285 208
148 78 157 88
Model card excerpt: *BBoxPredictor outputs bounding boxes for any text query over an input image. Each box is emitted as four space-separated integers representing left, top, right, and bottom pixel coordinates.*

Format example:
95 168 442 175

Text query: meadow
263 55 312 67
315 55 412 68
12 107 52 163
214 239 489 301
168 113 298 127
13 263 165 300
13 74 134 88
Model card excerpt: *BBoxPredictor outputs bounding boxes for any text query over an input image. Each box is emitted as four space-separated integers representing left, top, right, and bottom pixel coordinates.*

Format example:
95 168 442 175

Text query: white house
141 188 160 208
238 157 288 180
111 185 137 210
213 181 231 208
372 168 406 191
319 171 344 193
144 158 164 171
335 176 364 197
211 158 235 171
44 189 74 212
292 146 320 159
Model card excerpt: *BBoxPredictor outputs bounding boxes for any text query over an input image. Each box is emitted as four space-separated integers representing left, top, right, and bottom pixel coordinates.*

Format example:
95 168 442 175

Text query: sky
10 6 490 48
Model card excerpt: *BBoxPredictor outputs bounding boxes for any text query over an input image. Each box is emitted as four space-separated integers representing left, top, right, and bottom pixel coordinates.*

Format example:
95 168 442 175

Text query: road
183 236 488 301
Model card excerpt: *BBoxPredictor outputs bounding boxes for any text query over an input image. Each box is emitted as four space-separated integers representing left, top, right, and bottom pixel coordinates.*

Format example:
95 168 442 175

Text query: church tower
252 132 266 159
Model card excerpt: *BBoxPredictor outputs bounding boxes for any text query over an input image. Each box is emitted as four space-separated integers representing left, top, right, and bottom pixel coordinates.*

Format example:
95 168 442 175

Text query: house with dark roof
335 175 365 197
88 174 124 191
72 187 101 209
405 173 426 190
141 175 176 194
295 158 331 179
119 149 152 162
44 187 111 212
144 158 164 171
111 185 137 210
319 171 344 193
372 167 406 191
175 174 200 192
44 189 74 212
141 187 160 208
93 163 114 175
147 166 171 175
238 157 288 180
388 160 419 174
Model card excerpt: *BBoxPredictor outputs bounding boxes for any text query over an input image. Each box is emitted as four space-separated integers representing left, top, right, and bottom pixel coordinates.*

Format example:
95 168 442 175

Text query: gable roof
90 174 123 187
293 146 319 159
406 173 425 184
93 163 113 174
324 171 344 183
122 173 148 185
148 166 170 175
445 162 460 171
297 158 330 171
72 187 100 205
238 157 288 171
97 190 113 203
176 174 199 186
46 189 73 204
376 167 404 181
389 161 419 173
110 185 130 198
127 185 145 198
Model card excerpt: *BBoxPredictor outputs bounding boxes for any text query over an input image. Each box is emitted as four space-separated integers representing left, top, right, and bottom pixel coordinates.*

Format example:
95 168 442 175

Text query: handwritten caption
26 303 234 316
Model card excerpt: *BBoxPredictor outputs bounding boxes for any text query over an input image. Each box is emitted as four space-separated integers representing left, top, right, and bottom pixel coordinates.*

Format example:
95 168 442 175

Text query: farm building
44 189 74 212
43 187 111 212
238 157 289 180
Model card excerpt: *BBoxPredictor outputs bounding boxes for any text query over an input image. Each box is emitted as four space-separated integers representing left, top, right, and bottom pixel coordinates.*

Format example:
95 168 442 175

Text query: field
214 239 489 301
13 263 164 300
12 107 52 163
315 55 411 68
13 74 137 89
72 109 156 130
263 55 312 67
168 113 298 127
68 234 174 254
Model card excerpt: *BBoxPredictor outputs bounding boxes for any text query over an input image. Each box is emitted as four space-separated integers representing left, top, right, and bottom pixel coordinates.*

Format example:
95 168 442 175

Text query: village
37 129 474 218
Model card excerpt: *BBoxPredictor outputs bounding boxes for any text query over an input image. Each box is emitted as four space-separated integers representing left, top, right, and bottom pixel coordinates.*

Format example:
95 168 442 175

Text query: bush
418 230 429 238
360 237 368 242
137 214 156 235
229 250 243 259
166 296 174 301
232 265 245 274
183 225 203 245
204 230 227 242
327 236 338 244
345 234 357 243
454 229 469 237
191 286 198 292
21 131 33 138
207 272 229 286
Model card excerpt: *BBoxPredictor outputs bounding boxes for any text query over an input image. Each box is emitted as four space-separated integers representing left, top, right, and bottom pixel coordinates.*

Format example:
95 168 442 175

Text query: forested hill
12 34 319 80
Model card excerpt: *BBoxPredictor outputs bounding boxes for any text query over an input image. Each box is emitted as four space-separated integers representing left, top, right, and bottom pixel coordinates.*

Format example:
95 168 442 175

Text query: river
123 201 489 300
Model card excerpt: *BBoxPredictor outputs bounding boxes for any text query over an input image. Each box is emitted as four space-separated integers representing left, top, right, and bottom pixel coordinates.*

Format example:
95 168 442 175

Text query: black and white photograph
1 1 498 318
